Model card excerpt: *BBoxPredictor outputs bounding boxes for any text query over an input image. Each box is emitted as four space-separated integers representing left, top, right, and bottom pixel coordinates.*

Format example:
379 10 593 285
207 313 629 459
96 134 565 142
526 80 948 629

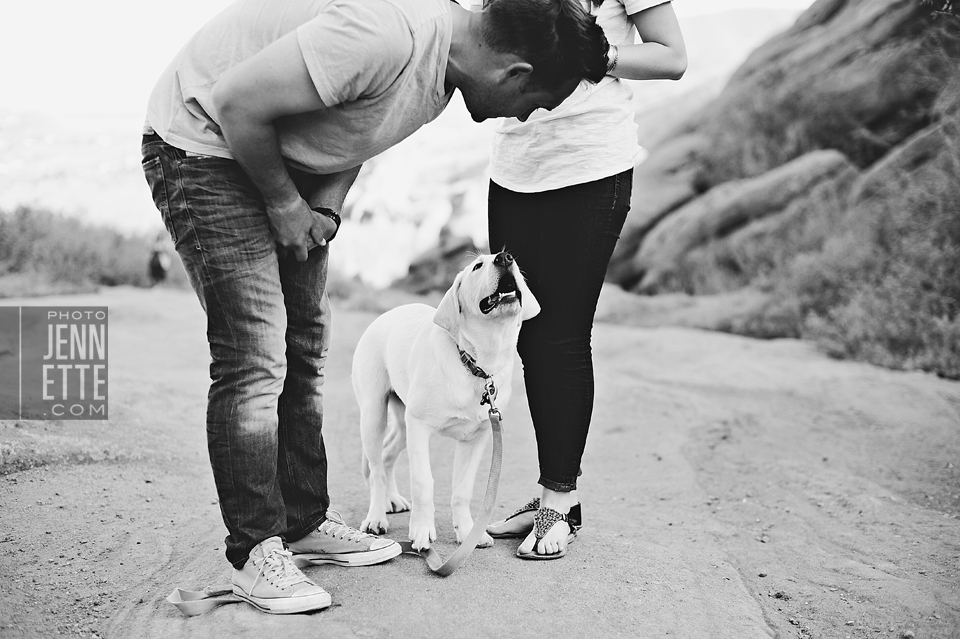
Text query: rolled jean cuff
539 475 578 492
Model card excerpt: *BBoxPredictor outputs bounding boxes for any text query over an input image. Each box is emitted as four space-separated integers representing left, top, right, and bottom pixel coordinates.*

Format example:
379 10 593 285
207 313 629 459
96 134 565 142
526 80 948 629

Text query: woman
485 0 686 559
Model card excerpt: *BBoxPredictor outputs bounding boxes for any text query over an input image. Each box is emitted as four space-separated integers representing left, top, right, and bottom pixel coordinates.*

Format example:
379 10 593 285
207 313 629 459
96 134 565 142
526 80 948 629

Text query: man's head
453 0 609 122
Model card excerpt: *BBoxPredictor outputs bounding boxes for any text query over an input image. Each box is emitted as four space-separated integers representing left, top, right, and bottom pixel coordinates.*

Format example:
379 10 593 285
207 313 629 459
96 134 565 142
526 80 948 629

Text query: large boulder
607 0 957 292
849 121 950 204
694 0 944 182
629 149 855 293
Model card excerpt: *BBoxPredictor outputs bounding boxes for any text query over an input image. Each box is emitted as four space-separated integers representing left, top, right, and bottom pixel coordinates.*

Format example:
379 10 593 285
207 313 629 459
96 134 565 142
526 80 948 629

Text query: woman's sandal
486 497 542 539
515 504 583 561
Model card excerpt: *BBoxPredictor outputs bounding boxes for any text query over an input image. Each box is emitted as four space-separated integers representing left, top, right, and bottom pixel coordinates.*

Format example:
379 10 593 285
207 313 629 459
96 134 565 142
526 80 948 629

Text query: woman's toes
517 529 536 554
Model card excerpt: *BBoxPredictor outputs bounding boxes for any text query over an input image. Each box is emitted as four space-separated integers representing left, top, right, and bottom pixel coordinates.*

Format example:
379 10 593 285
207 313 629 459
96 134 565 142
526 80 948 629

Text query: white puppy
353 252 539 551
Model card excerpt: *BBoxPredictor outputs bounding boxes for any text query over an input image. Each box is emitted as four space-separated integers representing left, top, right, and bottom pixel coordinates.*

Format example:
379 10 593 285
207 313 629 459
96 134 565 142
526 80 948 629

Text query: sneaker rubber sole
231 586 331 614
293 540 402 567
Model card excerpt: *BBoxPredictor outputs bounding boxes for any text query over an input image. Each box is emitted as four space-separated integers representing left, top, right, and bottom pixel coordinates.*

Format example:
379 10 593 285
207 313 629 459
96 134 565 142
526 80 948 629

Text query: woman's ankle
540 487 577 513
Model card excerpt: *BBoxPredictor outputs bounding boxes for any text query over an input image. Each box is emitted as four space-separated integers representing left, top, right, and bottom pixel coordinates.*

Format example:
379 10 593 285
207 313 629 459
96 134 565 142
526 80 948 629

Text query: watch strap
311 206 341 242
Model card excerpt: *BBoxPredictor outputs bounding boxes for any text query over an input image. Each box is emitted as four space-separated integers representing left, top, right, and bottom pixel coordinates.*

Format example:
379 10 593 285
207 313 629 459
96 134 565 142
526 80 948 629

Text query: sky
0 0 816 117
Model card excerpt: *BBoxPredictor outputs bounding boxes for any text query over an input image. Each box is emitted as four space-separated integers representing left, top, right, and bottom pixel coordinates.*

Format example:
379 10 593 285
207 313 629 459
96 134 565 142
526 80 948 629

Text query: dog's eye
472 263 482 272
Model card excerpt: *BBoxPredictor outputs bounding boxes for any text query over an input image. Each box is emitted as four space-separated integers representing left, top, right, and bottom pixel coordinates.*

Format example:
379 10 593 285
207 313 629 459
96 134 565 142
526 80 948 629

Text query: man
141 0 608 615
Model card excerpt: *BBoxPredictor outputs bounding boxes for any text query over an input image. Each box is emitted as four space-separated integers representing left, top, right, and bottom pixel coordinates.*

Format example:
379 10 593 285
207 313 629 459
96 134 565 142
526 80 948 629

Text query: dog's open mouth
480 273 521 314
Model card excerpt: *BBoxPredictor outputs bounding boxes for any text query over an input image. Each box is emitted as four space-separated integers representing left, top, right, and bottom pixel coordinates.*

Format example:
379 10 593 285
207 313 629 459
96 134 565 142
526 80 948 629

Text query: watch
311 206 341 242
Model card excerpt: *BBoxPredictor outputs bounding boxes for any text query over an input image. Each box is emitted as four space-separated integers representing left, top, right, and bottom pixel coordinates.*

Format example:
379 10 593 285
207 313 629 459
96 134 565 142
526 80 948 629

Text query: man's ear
502 61 533 83
433 271 465 334
517 272 540 321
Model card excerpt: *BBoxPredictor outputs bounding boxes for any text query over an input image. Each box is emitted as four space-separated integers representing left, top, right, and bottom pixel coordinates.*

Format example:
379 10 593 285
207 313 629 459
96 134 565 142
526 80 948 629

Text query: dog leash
168 378 504 615
398 377 503 576
167 585 240 616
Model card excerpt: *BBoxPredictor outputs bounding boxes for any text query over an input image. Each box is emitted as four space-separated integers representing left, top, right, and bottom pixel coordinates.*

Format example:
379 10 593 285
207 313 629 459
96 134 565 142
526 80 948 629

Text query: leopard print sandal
486 497 541 539
516 504 581 560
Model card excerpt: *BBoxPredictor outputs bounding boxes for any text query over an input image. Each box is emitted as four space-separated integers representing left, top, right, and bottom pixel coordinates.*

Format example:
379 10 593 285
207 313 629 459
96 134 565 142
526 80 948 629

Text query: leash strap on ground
399 405 503 577
167 585 242 617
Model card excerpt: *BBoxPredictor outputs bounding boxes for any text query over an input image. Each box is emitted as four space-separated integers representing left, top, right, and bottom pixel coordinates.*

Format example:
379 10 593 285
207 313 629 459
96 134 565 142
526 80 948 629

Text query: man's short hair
481 0 609 90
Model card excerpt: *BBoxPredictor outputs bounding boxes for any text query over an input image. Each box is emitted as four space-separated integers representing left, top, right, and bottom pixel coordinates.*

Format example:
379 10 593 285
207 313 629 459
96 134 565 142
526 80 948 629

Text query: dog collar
458 346 500 408
458 347 490 380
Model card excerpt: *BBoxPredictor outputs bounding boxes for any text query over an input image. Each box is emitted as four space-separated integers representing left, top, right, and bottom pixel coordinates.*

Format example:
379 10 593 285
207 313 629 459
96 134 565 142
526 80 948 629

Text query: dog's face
433 252 540 334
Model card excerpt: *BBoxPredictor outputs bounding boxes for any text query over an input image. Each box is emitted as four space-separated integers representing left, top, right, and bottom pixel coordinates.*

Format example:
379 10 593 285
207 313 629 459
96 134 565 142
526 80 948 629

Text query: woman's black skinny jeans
487 169 632 492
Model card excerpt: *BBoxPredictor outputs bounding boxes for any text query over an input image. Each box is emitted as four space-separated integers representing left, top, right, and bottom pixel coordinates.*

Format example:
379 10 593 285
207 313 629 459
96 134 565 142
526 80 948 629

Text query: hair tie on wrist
606 44 619 74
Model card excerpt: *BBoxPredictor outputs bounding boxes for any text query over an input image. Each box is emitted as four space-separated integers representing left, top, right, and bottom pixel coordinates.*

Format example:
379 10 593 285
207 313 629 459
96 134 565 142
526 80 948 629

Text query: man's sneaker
288 510 402 567
231 536 331 614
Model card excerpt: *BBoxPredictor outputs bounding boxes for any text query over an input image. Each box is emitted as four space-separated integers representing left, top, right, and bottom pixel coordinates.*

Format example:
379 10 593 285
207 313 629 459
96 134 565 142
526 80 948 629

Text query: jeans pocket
142 155 178 244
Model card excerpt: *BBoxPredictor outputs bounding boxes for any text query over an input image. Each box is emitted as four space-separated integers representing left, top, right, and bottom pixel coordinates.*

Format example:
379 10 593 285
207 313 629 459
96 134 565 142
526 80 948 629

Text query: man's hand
266 197 331 262
310 208 340 245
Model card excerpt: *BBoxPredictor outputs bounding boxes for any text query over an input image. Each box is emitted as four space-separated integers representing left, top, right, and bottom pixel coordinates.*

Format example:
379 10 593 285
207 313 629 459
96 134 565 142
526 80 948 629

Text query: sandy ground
0 286 958 639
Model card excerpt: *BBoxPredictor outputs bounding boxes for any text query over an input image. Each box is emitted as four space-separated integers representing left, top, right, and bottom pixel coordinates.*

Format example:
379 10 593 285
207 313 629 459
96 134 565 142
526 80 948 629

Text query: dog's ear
518 272 540 321
433 271 464 334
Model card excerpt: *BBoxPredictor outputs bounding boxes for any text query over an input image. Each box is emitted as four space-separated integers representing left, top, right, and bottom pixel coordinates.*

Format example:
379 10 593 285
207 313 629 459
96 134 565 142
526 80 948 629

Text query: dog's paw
454 524 494 548
409 519 437 551
360 514 389 536
386 493 410 513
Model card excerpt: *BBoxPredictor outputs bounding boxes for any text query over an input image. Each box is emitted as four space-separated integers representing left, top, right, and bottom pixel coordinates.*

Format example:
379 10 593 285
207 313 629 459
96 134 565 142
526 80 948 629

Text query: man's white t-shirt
489 0 671 193
146 0 453 175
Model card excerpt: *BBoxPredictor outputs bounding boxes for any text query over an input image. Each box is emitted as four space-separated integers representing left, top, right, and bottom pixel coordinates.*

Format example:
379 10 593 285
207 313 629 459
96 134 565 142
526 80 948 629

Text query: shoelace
321 511 376 543
254 548 310 590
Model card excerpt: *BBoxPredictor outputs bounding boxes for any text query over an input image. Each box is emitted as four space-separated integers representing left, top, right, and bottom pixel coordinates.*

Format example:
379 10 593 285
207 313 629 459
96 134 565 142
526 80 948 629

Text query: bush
0 206 187 297
797 123 960 378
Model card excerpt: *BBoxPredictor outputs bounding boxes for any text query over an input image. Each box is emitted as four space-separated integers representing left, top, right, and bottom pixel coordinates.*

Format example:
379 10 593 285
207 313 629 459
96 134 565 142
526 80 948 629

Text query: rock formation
608 0 960 294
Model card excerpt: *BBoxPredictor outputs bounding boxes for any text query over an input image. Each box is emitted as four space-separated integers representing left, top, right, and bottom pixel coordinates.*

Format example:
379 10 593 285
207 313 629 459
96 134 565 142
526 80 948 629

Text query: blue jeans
141 134 331 568
488 170 632 492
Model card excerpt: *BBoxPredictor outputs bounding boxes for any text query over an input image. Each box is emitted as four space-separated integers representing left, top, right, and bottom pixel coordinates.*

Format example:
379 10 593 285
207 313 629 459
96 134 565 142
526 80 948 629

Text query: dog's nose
494 252 514 269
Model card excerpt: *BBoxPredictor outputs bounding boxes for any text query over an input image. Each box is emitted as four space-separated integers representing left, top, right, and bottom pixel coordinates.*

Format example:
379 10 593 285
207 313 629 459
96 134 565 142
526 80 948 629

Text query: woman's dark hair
481 0 610 89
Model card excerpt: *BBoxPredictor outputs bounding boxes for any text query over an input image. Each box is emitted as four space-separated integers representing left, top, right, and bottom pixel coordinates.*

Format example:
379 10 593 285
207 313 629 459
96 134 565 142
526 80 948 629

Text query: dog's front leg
451 427 494 548
406 418 437 551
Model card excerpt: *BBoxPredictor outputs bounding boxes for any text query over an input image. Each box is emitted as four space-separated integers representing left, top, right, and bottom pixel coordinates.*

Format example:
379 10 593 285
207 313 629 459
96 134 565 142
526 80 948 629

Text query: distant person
485 0 686 559
141 0 609 615
147 233 171 287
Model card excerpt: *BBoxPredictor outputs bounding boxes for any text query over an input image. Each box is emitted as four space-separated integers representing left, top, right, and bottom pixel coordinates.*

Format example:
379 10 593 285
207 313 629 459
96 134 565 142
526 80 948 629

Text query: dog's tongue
480 294 499 314
480 273 520 315
480 291 518 314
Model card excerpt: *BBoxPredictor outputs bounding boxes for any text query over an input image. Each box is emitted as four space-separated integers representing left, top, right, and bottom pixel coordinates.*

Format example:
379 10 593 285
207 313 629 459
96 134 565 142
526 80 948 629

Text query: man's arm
306 165 362 211
211 30 329 261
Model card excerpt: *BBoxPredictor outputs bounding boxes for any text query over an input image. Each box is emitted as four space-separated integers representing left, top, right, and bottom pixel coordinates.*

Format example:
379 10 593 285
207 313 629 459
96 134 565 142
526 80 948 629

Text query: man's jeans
141 134 330 568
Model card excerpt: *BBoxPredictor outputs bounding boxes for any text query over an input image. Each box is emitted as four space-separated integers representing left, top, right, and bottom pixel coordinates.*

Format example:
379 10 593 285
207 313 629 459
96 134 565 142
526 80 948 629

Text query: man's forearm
306 165 363 211
217 107 301 212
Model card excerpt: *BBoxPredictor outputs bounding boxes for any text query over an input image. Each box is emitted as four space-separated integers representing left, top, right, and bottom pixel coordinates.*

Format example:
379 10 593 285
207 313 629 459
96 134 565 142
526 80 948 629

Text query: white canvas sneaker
288 510 402 567
231 536 331 614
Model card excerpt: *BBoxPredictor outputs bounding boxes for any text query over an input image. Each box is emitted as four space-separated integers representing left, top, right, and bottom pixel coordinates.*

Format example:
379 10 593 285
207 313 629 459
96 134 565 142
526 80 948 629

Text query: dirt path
1 287 957 639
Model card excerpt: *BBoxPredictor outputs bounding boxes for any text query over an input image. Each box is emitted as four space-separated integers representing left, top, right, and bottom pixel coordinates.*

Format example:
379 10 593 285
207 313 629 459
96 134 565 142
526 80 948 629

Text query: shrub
0 206 187 296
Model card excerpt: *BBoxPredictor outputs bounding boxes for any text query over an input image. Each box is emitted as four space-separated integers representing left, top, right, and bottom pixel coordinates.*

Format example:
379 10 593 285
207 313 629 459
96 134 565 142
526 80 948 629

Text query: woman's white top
488 0 670 193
